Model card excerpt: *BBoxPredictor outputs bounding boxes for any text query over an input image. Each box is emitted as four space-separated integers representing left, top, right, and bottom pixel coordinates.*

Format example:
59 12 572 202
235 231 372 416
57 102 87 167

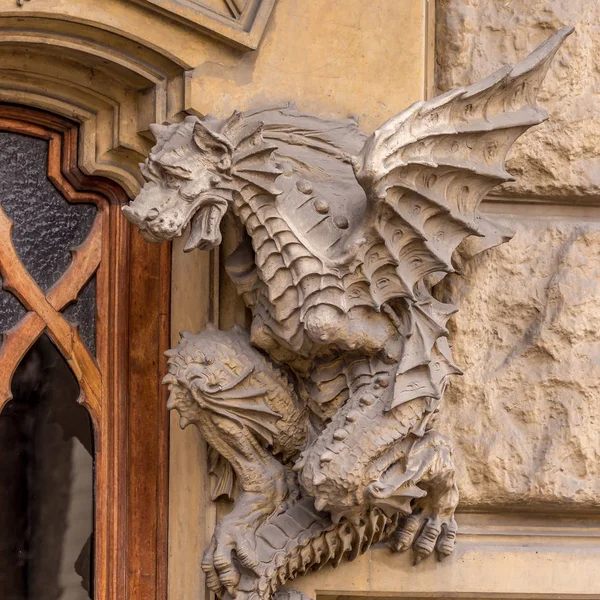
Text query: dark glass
0 132 97 351
0 280 26 336
0 334 94 600
63 275 97 356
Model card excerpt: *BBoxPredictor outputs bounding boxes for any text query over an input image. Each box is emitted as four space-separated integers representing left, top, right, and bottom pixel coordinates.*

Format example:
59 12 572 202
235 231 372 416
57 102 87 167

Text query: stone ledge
293 513 600 598
130 0 275 50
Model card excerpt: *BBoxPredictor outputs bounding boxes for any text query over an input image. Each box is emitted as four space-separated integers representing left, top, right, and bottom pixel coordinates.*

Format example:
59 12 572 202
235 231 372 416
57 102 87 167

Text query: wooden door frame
0 104 170 600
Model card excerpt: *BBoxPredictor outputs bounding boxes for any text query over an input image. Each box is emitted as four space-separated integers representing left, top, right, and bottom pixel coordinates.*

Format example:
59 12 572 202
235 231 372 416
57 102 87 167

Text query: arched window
0 106 169 600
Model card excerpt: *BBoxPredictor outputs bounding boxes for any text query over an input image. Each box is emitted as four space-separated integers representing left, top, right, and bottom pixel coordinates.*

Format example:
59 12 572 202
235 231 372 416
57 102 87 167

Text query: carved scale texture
235 191 321 353
234 497 396 600
299 356 433 509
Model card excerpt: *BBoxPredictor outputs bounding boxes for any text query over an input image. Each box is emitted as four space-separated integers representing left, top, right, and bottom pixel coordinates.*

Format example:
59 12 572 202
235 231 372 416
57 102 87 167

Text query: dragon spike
313 472 327 486
509 25 574 86
149 123 169 141
330 511 343 525
292 457 306 473
314 497 327 513
223 110 263 146
162 373 177 385
193 120 232 152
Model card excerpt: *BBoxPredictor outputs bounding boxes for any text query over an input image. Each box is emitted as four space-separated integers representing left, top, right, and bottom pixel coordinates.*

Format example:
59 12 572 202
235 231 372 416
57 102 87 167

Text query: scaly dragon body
123 28 572 600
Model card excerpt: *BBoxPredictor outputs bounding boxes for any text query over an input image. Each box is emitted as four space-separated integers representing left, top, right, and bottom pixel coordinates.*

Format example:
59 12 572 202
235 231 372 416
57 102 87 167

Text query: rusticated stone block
439 221 600 509
436 0 600 199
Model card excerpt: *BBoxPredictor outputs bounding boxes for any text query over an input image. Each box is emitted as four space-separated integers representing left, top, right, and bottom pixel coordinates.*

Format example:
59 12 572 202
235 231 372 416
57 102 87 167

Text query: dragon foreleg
298 355 432 516
295 351 459 564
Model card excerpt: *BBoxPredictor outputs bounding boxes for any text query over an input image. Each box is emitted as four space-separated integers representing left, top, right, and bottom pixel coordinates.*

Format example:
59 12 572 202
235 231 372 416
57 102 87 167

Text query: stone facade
0 1 599 599
440 220 600 509
437 0 600 200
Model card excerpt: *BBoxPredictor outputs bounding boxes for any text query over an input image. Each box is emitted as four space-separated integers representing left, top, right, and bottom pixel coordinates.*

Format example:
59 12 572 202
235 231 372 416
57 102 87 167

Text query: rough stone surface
438 220 600 510
436 0 600 200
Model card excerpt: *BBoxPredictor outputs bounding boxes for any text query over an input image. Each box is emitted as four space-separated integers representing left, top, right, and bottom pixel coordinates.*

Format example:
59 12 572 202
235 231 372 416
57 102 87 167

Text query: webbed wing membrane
353 27 573 304
351 28 572 411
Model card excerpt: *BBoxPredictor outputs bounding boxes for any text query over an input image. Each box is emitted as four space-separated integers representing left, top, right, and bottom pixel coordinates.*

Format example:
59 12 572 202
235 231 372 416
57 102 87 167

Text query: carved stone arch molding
0 0 274 196
0 11 194 197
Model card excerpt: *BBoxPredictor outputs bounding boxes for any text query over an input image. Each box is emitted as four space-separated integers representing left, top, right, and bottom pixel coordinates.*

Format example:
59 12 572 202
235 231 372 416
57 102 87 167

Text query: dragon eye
164 173 180 189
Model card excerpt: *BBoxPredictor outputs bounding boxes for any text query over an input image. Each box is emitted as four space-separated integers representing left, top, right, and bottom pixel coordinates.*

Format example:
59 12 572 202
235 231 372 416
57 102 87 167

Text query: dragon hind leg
387 430 459 563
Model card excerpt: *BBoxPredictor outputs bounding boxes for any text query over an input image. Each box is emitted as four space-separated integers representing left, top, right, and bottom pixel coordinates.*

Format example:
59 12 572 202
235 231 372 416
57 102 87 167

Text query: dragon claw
389 512 458 563
436 519 458 560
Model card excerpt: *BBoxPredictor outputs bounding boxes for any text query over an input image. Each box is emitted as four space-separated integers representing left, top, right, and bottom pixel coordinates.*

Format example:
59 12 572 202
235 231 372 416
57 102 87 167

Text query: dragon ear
192 121 232 161
149 123 169 142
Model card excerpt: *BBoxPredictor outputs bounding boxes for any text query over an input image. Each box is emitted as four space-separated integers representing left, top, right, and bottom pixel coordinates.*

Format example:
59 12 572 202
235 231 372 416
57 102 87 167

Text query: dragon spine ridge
234 499 396 600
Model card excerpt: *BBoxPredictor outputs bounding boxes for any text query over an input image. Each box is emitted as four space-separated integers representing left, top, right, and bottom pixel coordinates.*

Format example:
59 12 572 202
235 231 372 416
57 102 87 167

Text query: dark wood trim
0 104 170 600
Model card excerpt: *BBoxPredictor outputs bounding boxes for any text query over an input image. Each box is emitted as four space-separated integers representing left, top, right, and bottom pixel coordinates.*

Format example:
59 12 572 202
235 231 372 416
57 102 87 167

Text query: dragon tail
236 497 397 600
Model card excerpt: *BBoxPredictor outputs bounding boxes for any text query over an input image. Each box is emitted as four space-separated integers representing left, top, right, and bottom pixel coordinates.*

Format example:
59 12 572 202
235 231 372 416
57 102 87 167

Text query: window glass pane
0 132 97 353
0 281 26 335
62 275 97 356
0 334 94 600
0 132 96 291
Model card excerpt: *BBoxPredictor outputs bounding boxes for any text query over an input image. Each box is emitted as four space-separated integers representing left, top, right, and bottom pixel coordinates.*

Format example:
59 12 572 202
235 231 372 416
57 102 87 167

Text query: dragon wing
352 27 573 307
351 28 572 411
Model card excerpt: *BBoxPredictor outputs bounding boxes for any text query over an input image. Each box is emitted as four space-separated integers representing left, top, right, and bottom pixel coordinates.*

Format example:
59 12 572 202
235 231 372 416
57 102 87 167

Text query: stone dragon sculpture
123 28 571 600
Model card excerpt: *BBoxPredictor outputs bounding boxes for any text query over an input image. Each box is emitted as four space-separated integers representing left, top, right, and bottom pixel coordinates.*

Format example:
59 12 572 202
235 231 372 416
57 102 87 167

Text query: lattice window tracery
0 105 170 600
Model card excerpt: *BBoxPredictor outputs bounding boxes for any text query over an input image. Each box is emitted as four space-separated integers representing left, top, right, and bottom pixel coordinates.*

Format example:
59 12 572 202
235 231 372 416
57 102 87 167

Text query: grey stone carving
123 28 572 600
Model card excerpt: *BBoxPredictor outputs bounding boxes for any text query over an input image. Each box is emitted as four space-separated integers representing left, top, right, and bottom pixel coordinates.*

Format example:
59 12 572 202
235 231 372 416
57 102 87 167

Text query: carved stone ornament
124 28 572 600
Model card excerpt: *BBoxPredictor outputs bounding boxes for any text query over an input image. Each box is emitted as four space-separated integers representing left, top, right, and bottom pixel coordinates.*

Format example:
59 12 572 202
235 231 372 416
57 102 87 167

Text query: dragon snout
122 204 143 226
123 204 177 237
149 215 180 236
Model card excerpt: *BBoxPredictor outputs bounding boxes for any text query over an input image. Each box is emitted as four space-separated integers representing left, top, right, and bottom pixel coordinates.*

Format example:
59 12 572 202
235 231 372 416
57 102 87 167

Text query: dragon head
162 326 285 450
123 113 281 252
162 326 257 428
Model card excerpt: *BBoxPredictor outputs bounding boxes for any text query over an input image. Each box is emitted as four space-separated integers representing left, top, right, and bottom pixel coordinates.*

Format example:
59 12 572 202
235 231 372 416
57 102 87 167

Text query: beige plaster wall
188 0 431 131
